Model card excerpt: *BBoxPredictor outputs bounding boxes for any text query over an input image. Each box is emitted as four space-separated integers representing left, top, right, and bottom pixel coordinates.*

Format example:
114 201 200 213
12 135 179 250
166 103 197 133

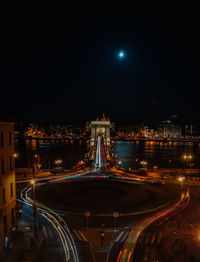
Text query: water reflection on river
113 140 200 169
15 139 200 169
15 138 86 169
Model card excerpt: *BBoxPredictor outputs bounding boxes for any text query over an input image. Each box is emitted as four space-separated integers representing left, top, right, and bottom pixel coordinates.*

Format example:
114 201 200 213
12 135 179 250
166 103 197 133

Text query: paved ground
0 205 44 262
35 177 171 214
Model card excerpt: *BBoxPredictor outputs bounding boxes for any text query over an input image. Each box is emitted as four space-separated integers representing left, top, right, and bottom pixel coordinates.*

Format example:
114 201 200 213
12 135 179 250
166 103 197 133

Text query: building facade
0 121 16 251
158 121 182 138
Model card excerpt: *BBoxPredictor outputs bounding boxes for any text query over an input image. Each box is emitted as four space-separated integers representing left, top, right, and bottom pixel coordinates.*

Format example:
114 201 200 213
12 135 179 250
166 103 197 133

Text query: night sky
1 9 199 124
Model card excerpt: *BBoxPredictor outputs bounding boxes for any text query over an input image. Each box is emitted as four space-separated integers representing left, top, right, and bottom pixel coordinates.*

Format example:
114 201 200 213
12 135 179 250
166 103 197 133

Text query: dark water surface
113 140 200 169
15 138 85 169
15 139 200 169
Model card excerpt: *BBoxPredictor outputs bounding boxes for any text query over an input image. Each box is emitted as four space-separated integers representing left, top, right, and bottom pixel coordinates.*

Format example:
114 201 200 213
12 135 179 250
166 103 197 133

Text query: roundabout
36 177 171 215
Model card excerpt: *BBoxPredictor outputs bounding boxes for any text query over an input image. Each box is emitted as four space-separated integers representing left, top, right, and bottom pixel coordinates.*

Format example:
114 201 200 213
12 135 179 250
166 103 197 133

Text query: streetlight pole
178 177 185 195
113 212 119 231
183 154 192 167
31 180 37 237
85 211 90 230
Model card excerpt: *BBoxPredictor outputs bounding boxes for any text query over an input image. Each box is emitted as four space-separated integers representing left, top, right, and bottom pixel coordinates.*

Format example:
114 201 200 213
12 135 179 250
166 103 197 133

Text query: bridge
86 114 114 168
94 135 105 169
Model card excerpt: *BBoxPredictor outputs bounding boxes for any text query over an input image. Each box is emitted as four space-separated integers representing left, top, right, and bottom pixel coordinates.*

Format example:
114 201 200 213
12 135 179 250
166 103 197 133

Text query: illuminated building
0 121 16 251
159 120 181 138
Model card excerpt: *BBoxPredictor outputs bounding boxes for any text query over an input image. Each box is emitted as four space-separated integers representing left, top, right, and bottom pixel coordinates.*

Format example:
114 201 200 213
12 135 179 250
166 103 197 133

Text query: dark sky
0 8 200 124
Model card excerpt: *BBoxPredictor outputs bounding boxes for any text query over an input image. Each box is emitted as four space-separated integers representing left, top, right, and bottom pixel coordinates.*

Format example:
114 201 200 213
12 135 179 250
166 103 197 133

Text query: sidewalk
0 206 44 262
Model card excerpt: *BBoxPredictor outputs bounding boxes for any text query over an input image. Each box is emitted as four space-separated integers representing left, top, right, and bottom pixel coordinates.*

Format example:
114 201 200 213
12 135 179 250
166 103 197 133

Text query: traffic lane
35 212 66 262
106 229 131 262
119 192 190 262
19 203 66 262
21 186 80 262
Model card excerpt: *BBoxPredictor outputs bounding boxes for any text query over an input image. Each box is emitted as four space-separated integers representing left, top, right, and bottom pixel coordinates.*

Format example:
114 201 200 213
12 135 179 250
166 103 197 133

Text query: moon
118 50 125 58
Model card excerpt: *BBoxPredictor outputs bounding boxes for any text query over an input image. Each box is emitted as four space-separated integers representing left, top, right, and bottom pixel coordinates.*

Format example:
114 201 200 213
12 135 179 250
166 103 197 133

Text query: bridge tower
89 114 112 147
86 114 114 164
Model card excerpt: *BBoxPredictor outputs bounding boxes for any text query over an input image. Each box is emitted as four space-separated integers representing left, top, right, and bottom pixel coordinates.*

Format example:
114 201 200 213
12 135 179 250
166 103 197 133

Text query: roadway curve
18 171 90 262
117 190 190 262
17 142 190 262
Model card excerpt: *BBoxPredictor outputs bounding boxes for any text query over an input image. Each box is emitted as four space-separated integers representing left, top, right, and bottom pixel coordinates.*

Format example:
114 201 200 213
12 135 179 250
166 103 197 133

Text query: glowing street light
140 160 148 168
118 161 122 165
178 177 185 192
54 159 62 165
154 165 158 172
183 154 192 166
30 179 35 185
13 153 18 158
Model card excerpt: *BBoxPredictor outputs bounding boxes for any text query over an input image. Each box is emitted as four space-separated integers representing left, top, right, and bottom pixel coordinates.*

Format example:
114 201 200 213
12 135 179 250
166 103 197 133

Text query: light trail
119 190 190 262
94 136 104 169
18 173 88 262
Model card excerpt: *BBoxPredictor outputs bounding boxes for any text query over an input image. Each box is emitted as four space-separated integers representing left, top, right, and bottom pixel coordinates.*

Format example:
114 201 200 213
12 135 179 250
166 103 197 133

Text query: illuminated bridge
86 114 114 168
94 135 105 169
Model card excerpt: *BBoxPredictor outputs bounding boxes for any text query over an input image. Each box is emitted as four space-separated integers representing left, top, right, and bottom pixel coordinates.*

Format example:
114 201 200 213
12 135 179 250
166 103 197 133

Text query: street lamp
13 153 18 158
54 159 62 166
178 177 185 192
79 160 84 165
154 165 158 172
183 154 192 167
85 211 90 230
100 232 105 250
140 160 148 169
31 179 37 236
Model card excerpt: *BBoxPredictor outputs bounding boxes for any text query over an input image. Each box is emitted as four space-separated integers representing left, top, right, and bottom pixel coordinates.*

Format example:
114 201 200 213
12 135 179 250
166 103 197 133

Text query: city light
154 165 158 171
140 160 148 166
54 159 62 165
183 154 192 159
183 154 192 166
30 179 35 185
13 153 18 158
178 177 185 182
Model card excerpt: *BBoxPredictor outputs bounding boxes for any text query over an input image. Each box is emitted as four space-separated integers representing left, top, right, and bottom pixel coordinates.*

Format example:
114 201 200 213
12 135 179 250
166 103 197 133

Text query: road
16 139 192 262
114 190 190 262
17 171 95 262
